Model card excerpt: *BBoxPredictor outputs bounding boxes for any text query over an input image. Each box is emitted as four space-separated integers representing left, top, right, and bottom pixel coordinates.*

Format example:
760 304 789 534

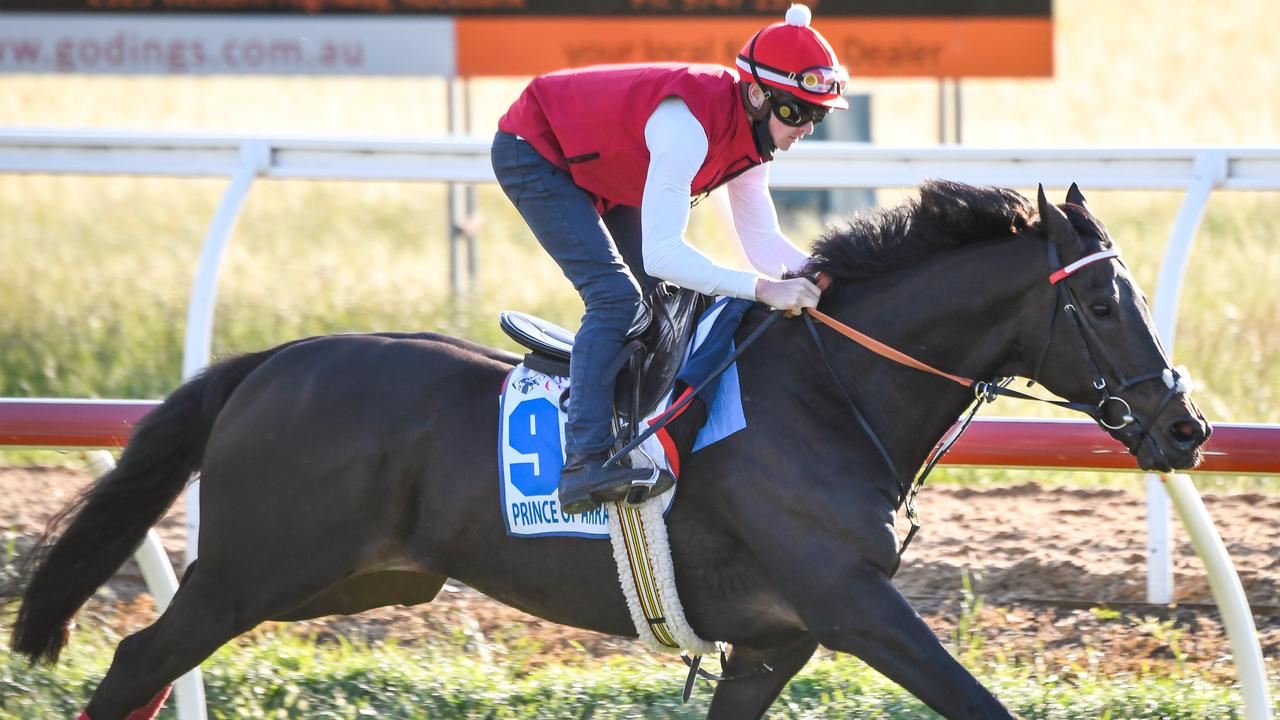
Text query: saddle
499 284 712 426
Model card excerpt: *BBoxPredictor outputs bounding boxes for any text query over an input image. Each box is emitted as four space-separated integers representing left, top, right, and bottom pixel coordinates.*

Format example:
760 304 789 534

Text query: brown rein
805 307 974 389
808 272 976 390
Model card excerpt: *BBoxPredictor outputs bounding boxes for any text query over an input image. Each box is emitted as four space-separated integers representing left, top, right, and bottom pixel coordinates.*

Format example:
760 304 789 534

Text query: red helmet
737 4 849 110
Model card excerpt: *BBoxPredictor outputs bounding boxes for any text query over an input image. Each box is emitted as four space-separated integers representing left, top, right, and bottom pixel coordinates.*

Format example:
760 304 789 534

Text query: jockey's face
747 82 817 151
769 113 814 151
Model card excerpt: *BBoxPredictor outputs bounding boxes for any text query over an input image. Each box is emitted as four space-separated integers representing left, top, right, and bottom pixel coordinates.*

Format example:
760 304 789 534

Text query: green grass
0 627 1270 719
3 566 1272 718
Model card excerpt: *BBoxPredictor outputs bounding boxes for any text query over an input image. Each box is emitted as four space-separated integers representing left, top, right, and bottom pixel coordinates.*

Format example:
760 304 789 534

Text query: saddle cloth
498 365 676 538
498 296 752 539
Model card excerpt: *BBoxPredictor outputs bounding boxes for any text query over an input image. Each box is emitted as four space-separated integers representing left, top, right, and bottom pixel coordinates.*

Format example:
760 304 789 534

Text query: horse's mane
806 179 1036 281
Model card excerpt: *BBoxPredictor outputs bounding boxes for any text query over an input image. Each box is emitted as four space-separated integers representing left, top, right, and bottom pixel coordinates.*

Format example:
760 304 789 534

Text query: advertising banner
0 1 1051 77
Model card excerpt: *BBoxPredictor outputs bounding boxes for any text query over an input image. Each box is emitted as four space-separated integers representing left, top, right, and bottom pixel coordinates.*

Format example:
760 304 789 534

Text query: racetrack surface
2 466 1277 681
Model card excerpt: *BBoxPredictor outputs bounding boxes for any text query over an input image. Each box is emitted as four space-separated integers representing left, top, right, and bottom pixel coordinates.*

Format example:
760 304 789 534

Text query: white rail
84 452 206 720
3 130 1275 720
3 130 1279 188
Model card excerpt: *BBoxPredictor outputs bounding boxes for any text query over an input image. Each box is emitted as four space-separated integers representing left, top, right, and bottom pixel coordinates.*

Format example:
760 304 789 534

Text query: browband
1048 249 1120 284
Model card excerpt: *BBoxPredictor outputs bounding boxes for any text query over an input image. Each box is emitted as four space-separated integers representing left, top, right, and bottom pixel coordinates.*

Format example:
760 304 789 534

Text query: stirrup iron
623 466 675 505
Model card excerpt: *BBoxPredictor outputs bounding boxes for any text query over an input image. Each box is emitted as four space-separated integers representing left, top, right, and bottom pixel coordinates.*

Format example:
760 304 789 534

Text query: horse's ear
1066 182 1090 211
1037 184 1076 246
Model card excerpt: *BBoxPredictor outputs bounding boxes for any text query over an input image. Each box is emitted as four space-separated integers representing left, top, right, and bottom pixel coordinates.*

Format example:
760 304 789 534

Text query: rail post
181 139 271 569
84 451 207 720
1145 149 1228 604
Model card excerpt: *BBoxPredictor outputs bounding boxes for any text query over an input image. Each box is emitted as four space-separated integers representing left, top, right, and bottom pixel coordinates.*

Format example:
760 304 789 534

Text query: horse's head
1027 184 1210 472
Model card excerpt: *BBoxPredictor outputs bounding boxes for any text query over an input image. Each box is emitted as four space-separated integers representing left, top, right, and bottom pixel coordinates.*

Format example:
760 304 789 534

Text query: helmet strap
739 82 776 160
743 30 776 158
745 30 770 100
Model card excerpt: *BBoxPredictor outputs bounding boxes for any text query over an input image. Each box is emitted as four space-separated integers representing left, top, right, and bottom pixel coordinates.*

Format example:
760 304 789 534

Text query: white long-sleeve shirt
641 97 809 300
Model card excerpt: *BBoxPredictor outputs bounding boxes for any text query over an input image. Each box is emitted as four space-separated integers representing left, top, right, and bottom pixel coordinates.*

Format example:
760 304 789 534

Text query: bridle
1026 242 1193 460
804 238 1195 566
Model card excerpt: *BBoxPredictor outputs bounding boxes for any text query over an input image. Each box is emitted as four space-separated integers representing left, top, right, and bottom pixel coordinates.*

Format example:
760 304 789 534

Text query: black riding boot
558 450 656 515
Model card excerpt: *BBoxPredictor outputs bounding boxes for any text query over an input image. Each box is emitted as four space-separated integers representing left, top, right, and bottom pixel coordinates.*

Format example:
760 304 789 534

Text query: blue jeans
491 131 656 455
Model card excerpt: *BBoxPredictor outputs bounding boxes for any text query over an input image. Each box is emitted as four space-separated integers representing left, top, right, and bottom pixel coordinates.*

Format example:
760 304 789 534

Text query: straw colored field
1 179 1276 421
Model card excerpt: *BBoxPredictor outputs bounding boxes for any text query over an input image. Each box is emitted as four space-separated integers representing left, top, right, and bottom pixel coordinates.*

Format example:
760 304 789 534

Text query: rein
800 304 998 571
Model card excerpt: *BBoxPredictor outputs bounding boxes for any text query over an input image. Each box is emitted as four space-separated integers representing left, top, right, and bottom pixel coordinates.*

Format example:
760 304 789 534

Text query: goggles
770 90 829 127
794 65 849 97
737 52 848 101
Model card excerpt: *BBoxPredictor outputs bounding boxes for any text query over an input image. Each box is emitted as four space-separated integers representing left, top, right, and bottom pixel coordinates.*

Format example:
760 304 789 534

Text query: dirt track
2 466 1277 681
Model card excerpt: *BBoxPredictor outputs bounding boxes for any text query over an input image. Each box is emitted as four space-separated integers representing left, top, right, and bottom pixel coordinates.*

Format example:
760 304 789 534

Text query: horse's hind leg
78 563 247 720
705 634 819 720
81 553 353 720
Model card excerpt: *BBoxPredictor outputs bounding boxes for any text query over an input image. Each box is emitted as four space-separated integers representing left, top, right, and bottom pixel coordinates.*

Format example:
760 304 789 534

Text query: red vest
498 63 766 213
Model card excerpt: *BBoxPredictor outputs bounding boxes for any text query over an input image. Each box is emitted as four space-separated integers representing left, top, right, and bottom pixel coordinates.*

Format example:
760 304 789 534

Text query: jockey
491 4 848 515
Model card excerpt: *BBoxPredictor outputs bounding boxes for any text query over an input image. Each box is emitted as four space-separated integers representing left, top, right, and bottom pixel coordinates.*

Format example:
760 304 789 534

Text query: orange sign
457 16 1053 78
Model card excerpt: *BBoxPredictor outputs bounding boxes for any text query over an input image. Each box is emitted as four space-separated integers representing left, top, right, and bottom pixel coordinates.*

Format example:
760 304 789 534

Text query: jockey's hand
755 277 821 317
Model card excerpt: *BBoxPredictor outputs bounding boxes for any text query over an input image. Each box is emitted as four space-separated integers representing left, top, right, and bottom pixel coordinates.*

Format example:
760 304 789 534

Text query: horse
5 180 1210 719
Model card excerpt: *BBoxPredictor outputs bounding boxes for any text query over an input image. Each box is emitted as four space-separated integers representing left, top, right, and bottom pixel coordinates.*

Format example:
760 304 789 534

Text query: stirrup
623 467 675 506
583 466 652 505
567 456 654 509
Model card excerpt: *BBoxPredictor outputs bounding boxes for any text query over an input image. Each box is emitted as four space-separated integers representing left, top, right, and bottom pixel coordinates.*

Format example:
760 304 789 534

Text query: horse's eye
1090 302 1112 318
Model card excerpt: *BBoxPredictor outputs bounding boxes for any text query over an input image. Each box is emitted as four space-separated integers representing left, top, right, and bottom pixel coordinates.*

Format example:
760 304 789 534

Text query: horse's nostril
1170 420 1205 448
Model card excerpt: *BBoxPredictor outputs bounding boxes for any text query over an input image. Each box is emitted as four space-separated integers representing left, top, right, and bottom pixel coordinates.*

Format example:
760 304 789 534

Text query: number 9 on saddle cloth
497 286 753 538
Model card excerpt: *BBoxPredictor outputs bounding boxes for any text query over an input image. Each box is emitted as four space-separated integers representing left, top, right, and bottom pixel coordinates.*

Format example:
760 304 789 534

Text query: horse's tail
5 343 295 665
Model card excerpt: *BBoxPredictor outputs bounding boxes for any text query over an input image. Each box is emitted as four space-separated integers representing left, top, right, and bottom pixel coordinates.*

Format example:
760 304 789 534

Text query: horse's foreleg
805 562 1013 720
704 634 819 720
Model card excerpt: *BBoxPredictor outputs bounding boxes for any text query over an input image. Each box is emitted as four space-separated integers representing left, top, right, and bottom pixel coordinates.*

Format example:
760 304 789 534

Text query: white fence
2 131 1276 720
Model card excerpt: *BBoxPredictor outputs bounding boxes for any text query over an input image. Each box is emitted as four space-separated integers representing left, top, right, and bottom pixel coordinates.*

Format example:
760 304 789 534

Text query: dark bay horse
7 181 1209 719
